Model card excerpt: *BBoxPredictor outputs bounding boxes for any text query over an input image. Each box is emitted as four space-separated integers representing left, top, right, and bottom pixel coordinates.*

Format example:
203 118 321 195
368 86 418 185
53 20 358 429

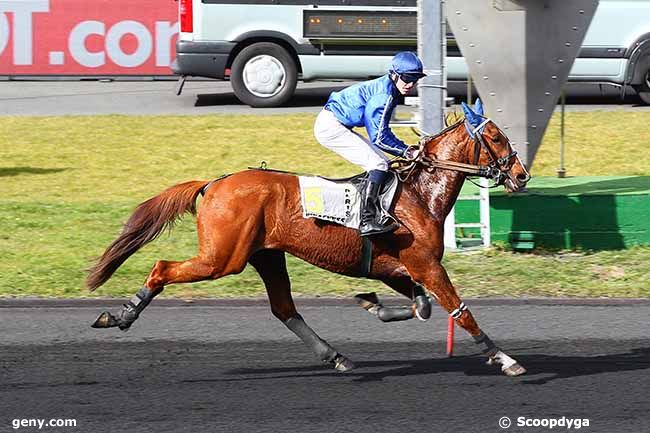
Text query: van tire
230 42 298 107
633 68 650 105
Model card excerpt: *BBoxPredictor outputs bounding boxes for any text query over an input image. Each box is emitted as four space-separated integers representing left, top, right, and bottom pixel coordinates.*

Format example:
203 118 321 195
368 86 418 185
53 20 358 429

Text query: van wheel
633 68 650 105
230 42 298 107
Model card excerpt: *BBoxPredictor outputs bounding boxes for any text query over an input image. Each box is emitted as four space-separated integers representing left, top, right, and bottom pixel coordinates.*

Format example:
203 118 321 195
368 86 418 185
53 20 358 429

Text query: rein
392 119 517 186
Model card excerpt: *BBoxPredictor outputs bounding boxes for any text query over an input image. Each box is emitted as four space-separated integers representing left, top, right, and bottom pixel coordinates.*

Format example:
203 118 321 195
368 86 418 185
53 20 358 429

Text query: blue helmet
390 51 426 79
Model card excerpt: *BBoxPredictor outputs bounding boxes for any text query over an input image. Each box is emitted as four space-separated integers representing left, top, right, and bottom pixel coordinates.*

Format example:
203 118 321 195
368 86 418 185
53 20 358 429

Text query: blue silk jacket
324 75 408 157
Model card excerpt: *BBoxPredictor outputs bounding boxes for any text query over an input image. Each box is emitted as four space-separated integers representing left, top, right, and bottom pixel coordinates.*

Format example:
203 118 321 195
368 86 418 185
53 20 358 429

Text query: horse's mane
419 112 465 147
445 110 465 128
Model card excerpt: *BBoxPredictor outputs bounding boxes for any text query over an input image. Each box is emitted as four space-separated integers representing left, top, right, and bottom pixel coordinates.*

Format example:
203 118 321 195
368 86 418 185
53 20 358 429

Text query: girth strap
360 237 373 277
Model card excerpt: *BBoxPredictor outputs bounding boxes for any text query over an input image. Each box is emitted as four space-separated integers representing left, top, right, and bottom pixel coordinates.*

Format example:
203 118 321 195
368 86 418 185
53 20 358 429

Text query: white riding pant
314 109 389 172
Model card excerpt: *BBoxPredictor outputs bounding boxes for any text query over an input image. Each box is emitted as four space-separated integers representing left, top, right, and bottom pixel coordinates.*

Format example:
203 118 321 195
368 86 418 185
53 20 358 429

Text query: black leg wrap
377 306 415 322
92 287 155 331
413 285 426 298
414 297 431 322
284 314 338 363
473 331 499 356
116 286 155 330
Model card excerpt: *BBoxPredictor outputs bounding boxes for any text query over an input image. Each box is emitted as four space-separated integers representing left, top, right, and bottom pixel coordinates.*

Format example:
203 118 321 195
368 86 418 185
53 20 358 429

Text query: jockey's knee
367 159 389 172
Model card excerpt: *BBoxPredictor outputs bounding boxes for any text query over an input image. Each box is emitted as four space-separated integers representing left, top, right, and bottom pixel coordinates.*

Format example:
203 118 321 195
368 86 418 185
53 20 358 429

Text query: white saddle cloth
298 174 399 230
299 176 362 229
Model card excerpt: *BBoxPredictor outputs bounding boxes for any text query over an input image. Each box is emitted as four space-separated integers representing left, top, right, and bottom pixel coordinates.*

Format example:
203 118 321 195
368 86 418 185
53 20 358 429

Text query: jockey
314 51 426 236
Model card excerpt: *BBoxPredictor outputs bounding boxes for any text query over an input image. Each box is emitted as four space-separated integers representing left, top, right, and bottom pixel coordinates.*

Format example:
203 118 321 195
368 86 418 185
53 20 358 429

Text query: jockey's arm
364 94 409 158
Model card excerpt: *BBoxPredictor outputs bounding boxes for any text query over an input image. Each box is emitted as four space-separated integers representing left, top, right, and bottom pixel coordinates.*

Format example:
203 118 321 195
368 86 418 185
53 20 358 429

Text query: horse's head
460 99 531 192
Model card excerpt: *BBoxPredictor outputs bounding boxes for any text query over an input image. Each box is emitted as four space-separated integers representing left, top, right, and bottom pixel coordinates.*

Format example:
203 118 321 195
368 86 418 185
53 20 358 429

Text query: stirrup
360 221 399 236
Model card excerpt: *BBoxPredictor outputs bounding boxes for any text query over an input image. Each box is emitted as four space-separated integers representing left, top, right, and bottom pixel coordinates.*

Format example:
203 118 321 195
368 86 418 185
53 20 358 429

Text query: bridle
393 118 518 186
467 118 518 186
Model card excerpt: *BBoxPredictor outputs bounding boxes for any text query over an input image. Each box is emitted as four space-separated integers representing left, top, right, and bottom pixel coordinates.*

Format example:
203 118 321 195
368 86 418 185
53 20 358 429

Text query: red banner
0 0 178 75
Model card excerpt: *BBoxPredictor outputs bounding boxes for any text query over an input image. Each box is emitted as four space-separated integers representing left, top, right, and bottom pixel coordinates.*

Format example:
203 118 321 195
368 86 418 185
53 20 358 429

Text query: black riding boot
360 175 398 236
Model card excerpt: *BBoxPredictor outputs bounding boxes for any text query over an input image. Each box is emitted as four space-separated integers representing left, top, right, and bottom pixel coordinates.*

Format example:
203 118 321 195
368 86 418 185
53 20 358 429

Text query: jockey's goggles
399 72 425 83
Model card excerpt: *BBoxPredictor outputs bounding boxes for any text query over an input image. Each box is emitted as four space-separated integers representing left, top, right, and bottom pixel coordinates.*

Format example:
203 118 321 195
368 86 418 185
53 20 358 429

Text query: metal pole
557 89 566 178
418 0 445 135
479 177 491 247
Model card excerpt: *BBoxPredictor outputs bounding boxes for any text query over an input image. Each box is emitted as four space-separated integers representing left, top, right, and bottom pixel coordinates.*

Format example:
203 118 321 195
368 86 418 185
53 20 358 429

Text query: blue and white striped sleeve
364 94 408 157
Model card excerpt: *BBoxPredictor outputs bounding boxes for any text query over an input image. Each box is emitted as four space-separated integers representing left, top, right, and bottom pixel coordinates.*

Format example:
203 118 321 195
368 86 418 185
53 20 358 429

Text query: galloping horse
88 101 531 376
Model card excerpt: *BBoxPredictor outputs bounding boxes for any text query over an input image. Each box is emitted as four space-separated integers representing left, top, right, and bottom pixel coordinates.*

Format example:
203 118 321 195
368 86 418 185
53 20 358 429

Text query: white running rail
444 177 491 249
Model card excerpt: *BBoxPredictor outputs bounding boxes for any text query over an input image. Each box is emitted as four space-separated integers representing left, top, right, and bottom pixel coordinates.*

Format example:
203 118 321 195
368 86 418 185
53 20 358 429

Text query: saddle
298 171 400 230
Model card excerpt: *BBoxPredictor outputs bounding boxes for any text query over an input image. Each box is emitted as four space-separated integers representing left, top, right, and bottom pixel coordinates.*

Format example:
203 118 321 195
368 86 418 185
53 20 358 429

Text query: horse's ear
461 102 475 119
474 98 484 116
462 101 481 127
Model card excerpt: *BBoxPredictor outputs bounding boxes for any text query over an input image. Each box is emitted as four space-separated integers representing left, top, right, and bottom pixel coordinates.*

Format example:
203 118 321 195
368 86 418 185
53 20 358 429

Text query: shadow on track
218 342 650 384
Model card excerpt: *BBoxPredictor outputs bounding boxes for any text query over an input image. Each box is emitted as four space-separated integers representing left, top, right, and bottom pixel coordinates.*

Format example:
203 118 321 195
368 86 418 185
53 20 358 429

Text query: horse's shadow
0 166 68 177
216 346 650 384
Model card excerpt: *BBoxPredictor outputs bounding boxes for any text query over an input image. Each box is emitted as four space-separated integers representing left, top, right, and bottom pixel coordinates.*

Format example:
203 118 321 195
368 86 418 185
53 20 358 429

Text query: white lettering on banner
1 0 178 72
68 19 177 69
69 20 105 67
106 20 151 67
155 21 175 67
49 50 64 64
0 0 49 64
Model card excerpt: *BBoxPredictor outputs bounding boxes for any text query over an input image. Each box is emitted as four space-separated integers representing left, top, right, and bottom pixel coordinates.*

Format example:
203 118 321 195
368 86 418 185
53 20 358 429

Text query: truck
172 0 650 107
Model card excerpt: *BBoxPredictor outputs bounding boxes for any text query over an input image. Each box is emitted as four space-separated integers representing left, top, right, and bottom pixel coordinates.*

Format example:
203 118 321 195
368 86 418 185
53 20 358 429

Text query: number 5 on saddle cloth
298 172 399 231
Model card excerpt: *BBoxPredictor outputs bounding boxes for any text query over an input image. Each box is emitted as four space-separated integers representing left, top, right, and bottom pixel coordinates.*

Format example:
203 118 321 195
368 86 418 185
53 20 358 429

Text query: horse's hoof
486 350 526 376
333 354 355 372
503 363 527 377
414 295 431 321
91 311 119 328
354 292 381 315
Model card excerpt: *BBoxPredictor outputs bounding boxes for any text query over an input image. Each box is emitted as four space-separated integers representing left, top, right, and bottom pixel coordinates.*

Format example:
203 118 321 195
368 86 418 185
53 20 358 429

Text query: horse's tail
86 180 210 291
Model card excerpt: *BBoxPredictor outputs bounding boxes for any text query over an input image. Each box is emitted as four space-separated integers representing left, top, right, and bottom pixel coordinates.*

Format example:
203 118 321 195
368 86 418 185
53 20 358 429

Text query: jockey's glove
404 143 433 165
404 145 421 161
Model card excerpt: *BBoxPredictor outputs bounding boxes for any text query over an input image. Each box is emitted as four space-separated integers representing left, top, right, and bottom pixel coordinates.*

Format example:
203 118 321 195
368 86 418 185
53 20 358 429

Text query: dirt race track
1 299 649 433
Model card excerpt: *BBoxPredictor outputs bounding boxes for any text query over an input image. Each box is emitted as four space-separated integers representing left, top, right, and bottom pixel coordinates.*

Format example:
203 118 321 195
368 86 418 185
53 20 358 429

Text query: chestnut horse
88 102 531 376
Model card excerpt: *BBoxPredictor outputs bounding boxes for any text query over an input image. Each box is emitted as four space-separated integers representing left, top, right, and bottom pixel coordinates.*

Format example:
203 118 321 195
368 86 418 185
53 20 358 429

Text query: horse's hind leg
355 275 431 322
92 256 219 330
249 249 355 372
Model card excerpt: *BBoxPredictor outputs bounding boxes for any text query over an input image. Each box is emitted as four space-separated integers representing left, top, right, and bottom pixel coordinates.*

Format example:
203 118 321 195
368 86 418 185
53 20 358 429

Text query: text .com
12 419 77 430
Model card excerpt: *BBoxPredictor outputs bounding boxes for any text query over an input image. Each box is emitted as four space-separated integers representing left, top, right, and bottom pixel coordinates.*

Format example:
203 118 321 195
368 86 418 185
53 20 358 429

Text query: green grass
534 110 650 176
1 112 649 298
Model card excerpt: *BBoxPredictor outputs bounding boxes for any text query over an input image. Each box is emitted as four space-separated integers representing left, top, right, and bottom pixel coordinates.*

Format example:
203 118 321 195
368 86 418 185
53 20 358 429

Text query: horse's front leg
406 261 526 377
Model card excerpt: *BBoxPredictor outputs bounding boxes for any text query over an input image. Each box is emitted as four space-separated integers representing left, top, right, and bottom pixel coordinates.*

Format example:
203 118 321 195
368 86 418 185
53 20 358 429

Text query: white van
172 0 650 107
